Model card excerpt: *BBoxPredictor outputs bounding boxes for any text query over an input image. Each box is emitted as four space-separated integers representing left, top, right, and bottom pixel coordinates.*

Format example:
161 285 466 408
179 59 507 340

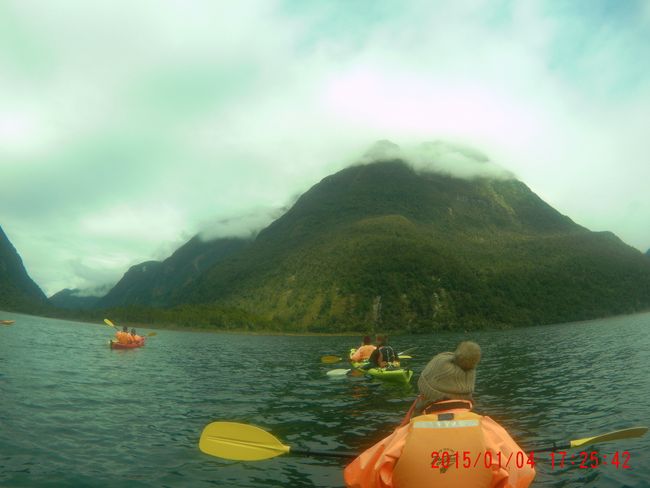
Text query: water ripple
0 312 648 487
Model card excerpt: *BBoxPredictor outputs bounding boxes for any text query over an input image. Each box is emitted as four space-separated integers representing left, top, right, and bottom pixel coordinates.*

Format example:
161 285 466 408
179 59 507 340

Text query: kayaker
350 335 377 362
366 335 398 369
344 341 536 488
116 325 131 344
130 328 141 342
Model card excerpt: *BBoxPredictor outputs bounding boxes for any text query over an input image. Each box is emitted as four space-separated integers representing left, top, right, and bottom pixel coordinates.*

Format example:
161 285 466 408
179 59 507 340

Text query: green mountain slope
99 158 650 332
160 160 650 331
0 225 49 312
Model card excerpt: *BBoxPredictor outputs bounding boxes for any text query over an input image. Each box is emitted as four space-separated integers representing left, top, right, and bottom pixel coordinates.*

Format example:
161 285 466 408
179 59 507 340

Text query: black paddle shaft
291 448 357 459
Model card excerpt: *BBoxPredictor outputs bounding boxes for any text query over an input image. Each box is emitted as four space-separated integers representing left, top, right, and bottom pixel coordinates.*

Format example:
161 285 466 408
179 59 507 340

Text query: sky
1 0 649 297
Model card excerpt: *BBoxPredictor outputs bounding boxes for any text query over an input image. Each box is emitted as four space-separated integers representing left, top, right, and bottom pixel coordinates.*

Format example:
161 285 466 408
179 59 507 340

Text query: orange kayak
110 337 145 349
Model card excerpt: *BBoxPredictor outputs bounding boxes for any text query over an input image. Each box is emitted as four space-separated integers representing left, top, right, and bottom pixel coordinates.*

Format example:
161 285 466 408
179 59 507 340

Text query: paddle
326 368 352 377
321 355 342 364
397 346 418 356
199 422 647 463
104 318 156 337
199 422 357 461
533 426 648 452
321 348 415 364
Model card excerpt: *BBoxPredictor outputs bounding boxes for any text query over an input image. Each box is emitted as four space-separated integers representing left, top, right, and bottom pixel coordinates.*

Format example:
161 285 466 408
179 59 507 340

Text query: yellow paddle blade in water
199 422 291 461
320 355 343 364
147 332 157 337
104 318 116 328
570 427 647 448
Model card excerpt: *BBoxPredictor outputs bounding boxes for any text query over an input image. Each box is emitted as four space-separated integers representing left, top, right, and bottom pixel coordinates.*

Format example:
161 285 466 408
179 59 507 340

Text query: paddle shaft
291 448 357 459
533 427 647 453
533 442 571 453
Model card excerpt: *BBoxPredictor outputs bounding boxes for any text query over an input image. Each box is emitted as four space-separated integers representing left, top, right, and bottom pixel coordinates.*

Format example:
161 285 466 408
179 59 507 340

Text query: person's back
117 326 131 344
344 342 536 488
350 336 376 362
368 335 398 368
130 328 141 343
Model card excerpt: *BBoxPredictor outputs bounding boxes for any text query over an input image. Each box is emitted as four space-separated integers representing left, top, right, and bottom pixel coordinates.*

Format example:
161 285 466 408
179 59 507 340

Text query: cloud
197 206 285 242
2 0 650 295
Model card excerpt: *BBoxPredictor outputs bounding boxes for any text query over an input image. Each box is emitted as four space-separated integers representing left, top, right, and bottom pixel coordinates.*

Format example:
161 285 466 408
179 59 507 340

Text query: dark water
0 311 648 487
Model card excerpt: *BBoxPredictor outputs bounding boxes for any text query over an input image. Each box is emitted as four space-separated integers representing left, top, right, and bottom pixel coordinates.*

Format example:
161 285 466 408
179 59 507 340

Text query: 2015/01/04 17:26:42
430 450 632 471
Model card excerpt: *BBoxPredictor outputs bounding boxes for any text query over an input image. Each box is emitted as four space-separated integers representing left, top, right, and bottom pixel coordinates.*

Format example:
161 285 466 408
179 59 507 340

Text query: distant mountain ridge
49 288 104 310
96 236 250 308
96 152 650 332
0 225 49 312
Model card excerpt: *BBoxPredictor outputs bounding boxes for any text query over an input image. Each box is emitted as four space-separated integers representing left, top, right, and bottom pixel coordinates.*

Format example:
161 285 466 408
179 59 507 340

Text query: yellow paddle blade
199 422 290 461
104 318 116 328
570 427 647 448
147 332 157 337
321 355 342 364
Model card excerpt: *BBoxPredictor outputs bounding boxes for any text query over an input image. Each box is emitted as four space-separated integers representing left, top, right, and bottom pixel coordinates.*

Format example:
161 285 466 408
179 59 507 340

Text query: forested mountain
0 225 49 312
49 288 102 310
100 157 650 332
96 236 250 308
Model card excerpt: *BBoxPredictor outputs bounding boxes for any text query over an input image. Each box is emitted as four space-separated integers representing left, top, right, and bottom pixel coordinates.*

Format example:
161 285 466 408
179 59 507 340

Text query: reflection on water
0 311 648 487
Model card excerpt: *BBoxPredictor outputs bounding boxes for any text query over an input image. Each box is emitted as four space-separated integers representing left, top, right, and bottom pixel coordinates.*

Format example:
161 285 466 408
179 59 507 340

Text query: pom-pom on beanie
417 341 481 403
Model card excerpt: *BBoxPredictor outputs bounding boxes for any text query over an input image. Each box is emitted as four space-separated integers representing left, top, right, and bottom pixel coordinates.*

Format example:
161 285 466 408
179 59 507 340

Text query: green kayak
350 349 413 384
363 366 413 383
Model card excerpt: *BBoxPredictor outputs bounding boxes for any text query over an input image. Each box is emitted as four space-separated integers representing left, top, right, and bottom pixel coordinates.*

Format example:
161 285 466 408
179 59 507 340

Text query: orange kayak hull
110 338 145 349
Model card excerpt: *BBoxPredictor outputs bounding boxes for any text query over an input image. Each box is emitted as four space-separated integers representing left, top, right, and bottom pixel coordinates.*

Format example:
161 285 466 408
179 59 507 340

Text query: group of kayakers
350 334 399 369
344 339 536 487
115 325 143 345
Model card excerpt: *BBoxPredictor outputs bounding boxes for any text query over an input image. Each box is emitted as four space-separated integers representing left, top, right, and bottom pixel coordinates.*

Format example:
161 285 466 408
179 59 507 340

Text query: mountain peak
360 139 514 180
362 140 402 162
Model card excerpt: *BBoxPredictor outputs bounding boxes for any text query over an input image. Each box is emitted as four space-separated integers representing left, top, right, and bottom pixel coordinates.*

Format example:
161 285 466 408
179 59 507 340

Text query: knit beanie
417 341 481 403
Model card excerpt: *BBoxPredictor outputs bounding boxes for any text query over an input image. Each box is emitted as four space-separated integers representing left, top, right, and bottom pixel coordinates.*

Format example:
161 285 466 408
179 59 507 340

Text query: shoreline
0 310 365 337
5 308 650 336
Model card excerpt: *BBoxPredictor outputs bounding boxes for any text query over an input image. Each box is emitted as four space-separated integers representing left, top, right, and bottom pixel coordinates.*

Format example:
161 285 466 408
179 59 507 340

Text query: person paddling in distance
350 335 377 363
366 335 398 369
116 325 132 345
344 341 536 488
130 328 142 343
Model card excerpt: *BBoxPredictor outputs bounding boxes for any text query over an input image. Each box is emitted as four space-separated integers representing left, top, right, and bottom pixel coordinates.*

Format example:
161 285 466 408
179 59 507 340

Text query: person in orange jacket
116 325 131 344
344 341 536 488
130 328 142 343
350 336 377 363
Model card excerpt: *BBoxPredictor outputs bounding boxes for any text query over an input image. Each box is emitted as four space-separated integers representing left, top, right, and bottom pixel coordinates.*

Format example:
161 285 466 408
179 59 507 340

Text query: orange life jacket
351 345 377 362
344 400 535 488
116 331 131 344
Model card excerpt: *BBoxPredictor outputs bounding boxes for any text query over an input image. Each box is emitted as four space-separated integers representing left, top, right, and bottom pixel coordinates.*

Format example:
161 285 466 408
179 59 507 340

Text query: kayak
0 320 15 325
349 349 413 384
351 361 413 383
110 337 145 349
365 366 413 383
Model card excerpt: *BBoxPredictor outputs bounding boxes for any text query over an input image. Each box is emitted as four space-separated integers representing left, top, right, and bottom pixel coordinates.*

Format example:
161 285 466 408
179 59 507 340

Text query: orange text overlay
431 450 632 470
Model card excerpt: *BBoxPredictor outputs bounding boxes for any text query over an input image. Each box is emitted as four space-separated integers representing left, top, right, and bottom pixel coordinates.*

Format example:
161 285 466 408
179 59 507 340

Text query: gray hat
417 341 481 403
